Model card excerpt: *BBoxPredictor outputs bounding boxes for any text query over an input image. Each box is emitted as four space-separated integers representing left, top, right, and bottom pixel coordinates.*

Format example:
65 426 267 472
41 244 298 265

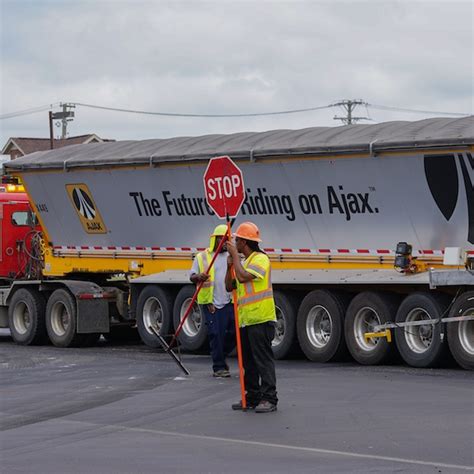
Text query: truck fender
40 280 110 334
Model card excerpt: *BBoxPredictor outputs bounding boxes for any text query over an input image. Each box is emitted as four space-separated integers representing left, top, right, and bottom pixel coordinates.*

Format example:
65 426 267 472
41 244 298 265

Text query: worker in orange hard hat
190 224 235 378
225 221 278 413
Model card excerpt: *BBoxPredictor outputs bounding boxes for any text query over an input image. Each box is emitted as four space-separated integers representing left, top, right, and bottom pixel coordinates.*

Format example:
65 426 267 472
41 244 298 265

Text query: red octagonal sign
203 156 245 219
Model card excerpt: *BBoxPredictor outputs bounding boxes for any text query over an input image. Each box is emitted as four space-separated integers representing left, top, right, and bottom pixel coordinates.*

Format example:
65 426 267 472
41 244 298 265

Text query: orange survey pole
227 219 247 409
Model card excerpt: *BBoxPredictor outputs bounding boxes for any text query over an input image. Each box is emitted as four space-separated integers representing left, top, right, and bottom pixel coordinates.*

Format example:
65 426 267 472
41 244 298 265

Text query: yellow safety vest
236 252 276 327
196 250 215 305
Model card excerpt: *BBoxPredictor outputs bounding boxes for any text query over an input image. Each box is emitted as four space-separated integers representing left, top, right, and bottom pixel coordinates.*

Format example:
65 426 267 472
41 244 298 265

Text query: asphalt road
0 332 473 474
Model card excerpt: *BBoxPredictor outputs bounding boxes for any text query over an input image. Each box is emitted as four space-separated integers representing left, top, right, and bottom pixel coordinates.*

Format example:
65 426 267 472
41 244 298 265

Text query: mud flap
77 299 109 333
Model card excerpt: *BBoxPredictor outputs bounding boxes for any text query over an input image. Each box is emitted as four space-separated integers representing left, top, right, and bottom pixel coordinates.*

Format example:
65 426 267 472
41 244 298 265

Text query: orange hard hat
234 222 262 242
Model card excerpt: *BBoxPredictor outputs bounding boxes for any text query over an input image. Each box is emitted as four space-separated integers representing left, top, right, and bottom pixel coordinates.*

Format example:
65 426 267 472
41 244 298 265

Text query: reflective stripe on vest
238 289 274 306
196 250 214 304
237 252 276 327
245 263 266 278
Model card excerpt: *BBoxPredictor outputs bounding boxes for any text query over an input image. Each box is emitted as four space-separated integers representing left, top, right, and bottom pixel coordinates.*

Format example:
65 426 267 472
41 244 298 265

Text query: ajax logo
72 187 96 219
66 184 107 234
424 153 473 244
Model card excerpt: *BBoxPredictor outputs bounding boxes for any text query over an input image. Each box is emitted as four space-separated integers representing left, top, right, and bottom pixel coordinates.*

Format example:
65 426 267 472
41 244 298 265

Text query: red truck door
0 195 39 279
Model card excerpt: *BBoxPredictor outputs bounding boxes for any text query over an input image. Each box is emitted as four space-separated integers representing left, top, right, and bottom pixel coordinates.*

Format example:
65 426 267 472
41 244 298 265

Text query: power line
0 100 470 121
0 103 59 120
72 102 334 117
368 103 469 116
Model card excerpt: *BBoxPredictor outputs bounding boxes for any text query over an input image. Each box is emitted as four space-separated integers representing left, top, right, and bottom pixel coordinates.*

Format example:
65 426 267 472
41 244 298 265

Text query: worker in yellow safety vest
190 225 235 378
225 222 278 413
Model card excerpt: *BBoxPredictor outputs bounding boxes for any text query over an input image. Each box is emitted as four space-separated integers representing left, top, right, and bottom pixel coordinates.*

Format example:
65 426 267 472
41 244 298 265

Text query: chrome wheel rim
458 306 474 355
306 305 332 348
143 297 163 334
50 301 70 336
13 302 30 335
354 306 381 351
180 298 201 337
272 305 285 347
404 308 433 354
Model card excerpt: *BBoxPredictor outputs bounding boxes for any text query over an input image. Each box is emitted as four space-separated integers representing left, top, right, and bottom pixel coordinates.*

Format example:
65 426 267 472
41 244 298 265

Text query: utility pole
333 99 370 125
51 103 76 139
49 111 54 149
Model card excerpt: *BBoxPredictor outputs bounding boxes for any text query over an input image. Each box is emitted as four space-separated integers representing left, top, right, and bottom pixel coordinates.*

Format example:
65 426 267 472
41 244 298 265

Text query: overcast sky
0 0 472 149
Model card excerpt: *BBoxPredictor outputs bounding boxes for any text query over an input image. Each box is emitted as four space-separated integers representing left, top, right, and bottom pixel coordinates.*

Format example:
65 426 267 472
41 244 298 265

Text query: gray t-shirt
190 252 231 309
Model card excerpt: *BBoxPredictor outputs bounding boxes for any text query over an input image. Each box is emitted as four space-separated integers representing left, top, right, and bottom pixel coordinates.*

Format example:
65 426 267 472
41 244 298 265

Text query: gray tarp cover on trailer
5 117 474 171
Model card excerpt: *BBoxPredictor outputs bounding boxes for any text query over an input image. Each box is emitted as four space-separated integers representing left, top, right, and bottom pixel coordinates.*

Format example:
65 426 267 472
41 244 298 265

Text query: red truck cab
0 190 40 280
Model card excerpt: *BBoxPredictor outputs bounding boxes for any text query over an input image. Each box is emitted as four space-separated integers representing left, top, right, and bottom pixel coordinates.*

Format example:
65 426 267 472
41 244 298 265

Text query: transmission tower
333 99 370 125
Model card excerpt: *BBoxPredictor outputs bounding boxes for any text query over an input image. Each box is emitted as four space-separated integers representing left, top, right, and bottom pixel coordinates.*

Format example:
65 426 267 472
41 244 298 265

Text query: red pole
168 233 228 350
227 221 247 409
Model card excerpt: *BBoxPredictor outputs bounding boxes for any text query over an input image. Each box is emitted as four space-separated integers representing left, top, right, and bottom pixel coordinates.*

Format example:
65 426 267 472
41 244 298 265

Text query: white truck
2 116 473 369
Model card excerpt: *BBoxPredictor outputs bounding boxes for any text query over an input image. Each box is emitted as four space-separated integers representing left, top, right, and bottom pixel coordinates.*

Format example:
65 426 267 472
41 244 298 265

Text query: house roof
5 116 474 172
1 134 107 156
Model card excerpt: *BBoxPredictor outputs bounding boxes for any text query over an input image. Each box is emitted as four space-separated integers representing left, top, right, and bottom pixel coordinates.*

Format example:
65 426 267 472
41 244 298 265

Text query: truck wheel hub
307 305 332 348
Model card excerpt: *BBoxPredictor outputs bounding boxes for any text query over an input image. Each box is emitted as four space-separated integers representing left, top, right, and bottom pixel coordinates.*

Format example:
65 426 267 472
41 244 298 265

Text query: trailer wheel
173 285 208 352
345 292 400 365
136 285 173 348
447 291 474 370
46 289 86 347
395 293 449 368
296 290 348 362
272 291 298 360
8 288 47 345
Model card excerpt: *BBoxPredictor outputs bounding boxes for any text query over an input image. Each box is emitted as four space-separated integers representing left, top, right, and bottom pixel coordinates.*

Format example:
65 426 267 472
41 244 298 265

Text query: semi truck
1 116 473 369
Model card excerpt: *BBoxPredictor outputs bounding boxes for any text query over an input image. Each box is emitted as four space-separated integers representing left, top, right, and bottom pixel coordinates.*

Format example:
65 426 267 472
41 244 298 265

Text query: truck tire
46 289 86 347
395 293 450 368
272 291 298 360
136 285 173 348
173 285 208 352
447 291 474 370
8 288 47 345
296 290 348 362
345 292 400 365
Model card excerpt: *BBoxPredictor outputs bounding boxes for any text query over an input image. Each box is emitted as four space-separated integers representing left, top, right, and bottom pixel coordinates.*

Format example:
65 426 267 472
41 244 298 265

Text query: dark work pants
241 322 278 406
202 303 236 372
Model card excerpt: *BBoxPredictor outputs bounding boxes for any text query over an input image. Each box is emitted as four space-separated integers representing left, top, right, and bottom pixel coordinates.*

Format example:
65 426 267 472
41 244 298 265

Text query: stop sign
203 156 245 219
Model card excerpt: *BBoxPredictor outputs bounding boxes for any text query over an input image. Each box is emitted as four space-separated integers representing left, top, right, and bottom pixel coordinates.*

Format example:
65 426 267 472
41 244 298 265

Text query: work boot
255 400 277 413
231 400 257 411
213 369 231 378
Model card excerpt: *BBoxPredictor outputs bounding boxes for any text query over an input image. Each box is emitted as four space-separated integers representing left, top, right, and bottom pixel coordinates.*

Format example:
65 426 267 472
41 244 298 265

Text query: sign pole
203 155 247 408
227 218 247 410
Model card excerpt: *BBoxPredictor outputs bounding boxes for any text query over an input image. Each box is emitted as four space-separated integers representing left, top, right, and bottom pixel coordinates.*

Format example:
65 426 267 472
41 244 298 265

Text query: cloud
1 0 472 146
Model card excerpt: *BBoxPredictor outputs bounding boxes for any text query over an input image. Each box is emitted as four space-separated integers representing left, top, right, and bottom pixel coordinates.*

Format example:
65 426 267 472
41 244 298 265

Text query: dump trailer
3 117 474 369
